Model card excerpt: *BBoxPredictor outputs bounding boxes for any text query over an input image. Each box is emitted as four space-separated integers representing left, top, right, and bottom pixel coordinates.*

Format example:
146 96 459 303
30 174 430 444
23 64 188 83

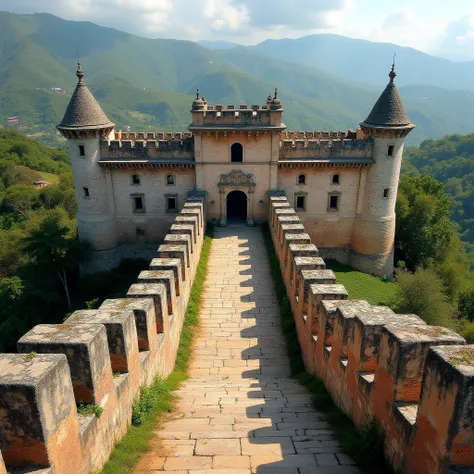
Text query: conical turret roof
57 62 114 132
360 65 414 130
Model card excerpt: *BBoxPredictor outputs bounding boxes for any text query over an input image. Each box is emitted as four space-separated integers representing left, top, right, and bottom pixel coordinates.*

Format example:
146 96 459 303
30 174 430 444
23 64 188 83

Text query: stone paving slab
134 226 360 473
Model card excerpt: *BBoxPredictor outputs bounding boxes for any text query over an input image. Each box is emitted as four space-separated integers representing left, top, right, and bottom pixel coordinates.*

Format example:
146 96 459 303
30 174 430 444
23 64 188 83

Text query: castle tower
57 62 118 251
350 64 415 277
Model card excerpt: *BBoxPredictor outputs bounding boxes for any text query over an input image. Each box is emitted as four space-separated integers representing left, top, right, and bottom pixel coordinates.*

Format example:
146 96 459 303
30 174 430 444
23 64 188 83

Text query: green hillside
403 134 474 248
251 34 474 91
2 12 474 145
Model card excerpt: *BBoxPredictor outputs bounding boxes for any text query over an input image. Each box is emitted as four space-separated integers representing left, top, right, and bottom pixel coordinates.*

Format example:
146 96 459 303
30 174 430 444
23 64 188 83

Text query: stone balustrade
268 195 474 474
0 196 206 474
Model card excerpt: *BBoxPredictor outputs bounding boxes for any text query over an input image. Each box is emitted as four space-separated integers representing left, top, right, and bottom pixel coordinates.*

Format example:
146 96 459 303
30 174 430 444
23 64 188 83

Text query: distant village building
57 62 415 276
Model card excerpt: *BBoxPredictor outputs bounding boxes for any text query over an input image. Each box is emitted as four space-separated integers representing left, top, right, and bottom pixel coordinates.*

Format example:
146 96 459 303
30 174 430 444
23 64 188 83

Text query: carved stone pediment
218 170 256 187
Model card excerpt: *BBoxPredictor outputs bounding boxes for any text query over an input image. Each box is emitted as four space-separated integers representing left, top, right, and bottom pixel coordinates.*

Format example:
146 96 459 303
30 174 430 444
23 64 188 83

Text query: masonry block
158 244 189 275
99 298 156 352
18 324 113 406
287 243 318 282
299 269 336 314
277 215 300 241
127 283 168 334
372 325 465 426
169 224 195 251
164 233 192 263
0 354 82 471
292 256 326 297
65 309 140 388
411 345 474 474
175 216 199 241
149 258 183 296
138 270 176 316
283 233 311 265
309 284 348 336
180 208 202 232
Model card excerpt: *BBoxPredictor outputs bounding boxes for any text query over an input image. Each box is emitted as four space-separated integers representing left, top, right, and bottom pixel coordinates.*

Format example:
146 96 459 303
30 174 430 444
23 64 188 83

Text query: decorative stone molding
218 169 256 188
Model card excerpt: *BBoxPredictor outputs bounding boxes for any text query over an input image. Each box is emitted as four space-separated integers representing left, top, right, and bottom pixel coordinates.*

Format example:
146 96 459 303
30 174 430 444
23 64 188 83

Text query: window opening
298 174 306 185
332 174 340 185
296 195 306 210
78 145 85 156
231 143 243 163
132 174 140 185
83 187 89 198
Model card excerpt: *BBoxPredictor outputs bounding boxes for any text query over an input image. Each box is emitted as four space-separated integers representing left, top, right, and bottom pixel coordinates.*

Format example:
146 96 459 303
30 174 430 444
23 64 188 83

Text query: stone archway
226 190 247 221
218 170 256 227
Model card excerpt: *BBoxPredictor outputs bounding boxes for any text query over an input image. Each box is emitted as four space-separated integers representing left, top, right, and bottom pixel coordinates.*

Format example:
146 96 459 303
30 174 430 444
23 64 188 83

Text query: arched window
332 173 340 185
166 174 175 186
231 143 243 163
297 174 306 185
131 174 140 185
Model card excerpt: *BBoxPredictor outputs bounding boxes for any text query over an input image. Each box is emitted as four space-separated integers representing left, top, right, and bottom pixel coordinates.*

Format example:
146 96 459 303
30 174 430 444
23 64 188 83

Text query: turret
350 63 415 277
57 61 118 252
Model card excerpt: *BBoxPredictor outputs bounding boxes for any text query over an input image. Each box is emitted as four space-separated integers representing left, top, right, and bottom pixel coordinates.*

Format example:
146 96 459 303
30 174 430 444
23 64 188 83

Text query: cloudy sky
2 0 474 60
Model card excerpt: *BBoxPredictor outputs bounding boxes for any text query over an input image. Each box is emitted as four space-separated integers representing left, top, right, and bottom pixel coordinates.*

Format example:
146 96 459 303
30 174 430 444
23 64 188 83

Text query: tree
2 184 40 217
23 210 90 308
395 267 455 329
459 289 474 322
396 174 455 270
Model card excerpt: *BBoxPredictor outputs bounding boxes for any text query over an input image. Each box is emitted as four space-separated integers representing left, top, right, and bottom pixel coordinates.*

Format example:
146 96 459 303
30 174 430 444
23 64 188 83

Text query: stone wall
0 197 206 474
268 195 474 474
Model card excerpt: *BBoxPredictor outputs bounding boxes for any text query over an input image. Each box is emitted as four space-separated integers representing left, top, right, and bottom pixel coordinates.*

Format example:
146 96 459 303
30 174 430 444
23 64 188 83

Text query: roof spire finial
196 89 200 100
76 55 84 83
274 87 278 99
389 54 397 84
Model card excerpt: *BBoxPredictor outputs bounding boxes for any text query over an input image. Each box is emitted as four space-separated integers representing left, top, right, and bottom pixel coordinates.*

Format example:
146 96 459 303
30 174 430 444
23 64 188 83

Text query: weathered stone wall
268 195 474 474
0 197 206 474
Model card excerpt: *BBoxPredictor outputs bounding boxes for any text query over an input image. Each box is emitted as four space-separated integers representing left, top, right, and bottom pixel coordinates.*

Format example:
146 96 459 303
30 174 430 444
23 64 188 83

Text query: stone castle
57 62 414 277
1 61 472 474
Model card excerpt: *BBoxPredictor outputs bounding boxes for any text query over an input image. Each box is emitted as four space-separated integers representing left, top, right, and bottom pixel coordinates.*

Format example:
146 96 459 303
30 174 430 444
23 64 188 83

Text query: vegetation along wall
0 196 206 474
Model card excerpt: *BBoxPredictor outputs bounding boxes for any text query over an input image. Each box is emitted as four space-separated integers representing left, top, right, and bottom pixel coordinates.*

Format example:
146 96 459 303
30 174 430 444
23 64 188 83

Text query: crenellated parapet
0 196 206 474
99 131 194 163
279 128 373 161
267 195 474 474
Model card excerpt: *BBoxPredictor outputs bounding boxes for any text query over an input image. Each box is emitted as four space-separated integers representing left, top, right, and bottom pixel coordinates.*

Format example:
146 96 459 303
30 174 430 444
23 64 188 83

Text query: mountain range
1 11 474 145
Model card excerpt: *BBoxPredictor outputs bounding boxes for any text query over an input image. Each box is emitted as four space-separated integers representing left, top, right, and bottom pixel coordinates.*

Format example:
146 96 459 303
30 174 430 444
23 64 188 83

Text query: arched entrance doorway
226 190 247 221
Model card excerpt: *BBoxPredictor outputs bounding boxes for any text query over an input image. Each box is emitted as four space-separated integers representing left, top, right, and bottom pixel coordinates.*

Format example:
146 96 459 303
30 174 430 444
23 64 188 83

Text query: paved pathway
135 225 359 474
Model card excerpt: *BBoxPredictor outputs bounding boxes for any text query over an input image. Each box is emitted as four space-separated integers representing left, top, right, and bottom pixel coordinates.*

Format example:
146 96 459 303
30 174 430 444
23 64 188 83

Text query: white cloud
437 13 474 60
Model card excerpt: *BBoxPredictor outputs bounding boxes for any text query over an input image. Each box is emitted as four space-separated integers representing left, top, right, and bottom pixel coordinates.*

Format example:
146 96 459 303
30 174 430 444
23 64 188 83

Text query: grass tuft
77 403 103 418
99 224 214 474
261 224 389 473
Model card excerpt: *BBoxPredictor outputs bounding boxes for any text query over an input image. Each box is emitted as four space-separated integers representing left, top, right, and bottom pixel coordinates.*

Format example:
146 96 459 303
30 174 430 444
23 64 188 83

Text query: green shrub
77 403 103 418
461 321 474 343
394 267 456 328
459 289 474 322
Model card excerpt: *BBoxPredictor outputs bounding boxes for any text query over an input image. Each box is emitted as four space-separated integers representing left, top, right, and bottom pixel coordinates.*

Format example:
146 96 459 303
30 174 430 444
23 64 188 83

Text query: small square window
383 188 390 198
78 145 85 156
329 195 339 210
136 227 145 237
296 195 306 211
167 196 177 212
132 174 140 185
298 174 306 185
134 196 144 212
167 174 175 185
332 174 340 185
387 145 394 156
83 187 89 198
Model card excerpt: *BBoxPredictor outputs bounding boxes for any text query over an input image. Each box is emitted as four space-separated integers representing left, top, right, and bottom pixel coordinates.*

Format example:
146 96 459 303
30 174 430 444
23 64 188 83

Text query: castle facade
57 63 414 276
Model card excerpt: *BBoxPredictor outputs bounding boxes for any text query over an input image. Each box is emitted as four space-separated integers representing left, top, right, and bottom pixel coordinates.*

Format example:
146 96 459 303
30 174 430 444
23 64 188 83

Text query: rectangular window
133 196 144 212
328 194 339 211
83 187 89 198
387 145 394 156
167 196 177 212
78 145 85 156
296 195 306 211
383 188 390 198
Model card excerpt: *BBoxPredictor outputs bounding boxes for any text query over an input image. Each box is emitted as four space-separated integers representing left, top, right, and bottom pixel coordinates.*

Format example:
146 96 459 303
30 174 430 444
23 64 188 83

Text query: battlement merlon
189 103 285 131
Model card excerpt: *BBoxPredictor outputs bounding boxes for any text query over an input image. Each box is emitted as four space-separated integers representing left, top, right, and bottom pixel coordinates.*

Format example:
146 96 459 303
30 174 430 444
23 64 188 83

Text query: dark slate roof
360 66 414 130
57 62 114 131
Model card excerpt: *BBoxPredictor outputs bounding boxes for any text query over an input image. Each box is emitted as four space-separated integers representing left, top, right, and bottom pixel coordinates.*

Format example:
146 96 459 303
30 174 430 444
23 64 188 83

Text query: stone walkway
135 225 359 474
